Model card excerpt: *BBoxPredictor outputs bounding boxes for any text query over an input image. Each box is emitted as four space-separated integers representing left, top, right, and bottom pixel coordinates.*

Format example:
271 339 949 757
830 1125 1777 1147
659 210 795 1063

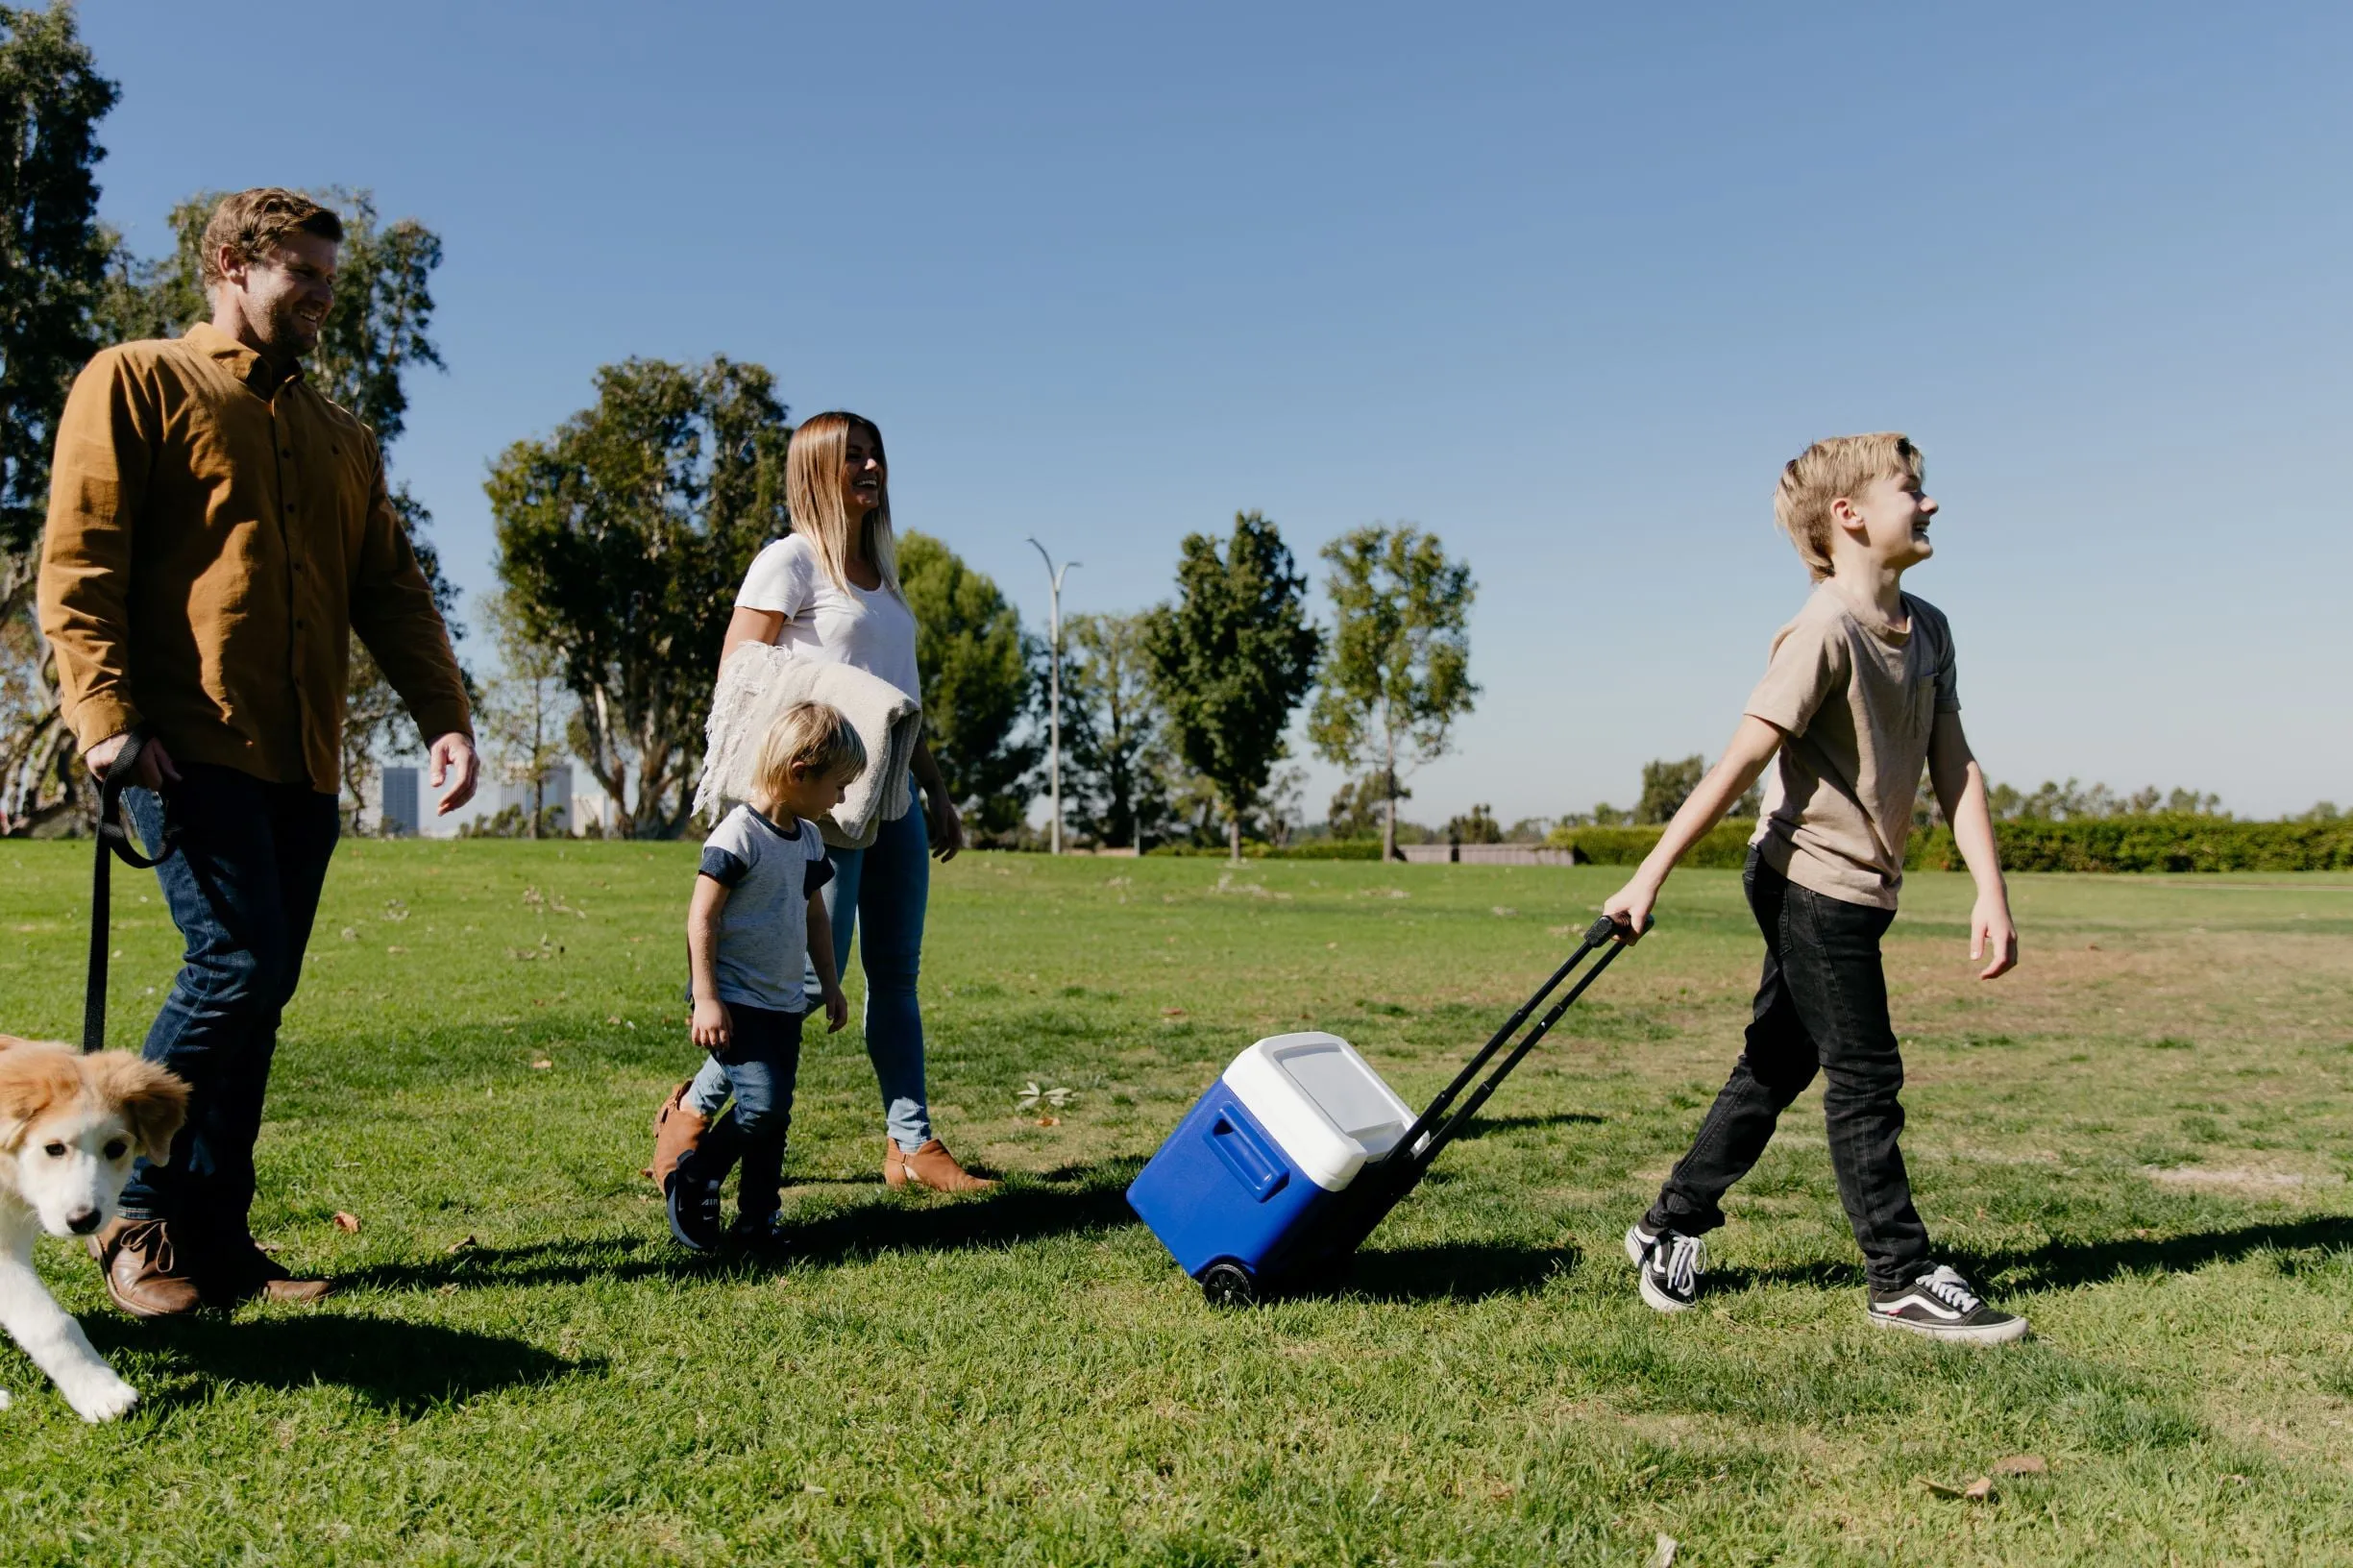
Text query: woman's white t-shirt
735 534 921 702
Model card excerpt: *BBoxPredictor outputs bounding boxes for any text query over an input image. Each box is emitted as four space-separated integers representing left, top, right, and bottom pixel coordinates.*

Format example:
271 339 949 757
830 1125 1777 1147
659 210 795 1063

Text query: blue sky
80 2 2351 822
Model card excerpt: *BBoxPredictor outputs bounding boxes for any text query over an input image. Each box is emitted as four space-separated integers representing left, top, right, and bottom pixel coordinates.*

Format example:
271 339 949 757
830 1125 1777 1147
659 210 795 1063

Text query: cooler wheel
1200 1261 1257 1308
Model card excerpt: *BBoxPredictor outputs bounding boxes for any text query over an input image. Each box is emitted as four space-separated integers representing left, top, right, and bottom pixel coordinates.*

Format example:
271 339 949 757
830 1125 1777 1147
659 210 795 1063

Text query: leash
84 728 176 1054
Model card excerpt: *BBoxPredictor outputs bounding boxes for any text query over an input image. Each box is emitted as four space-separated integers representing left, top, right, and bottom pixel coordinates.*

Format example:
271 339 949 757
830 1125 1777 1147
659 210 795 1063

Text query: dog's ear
84 1053 191 1164
0 1044 80 1151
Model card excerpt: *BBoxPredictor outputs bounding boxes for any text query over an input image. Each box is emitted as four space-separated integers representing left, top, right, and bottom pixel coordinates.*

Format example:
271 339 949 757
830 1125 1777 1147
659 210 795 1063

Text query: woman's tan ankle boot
883 1136 996 1193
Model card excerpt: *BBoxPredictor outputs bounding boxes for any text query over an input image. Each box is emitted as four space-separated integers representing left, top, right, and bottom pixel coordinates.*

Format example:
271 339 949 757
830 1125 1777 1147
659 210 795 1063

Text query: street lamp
1026 538 1079 855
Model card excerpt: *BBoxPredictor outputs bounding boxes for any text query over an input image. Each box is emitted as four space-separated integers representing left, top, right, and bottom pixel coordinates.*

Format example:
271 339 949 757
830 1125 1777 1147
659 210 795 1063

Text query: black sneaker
725 1212 794 1255
665 1163 723 1253
1867 1264 2029 1344
1624 1222 1705 1313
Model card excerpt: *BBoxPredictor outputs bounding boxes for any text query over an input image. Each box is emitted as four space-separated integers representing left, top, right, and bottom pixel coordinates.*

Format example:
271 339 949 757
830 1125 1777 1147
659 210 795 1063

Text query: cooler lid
1221 1032 1414 1191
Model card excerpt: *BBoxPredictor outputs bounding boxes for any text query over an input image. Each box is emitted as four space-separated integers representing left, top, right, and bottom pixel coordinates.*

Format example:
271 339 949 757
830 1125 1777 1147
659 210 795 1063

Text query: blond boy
1605 433 2025 1342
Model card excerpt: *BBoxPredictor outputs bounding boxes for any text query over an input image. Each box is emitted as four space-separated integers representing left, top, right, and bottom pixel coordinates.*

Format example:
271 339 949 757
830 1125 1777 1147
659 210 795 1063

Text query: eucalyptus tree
1308 524 1477 862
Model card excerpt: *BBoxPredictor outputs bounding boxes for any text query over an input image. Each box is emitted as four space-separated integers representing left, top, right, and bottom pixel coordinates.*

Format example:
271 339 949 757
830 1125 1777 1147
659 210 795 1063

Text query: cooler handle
1206 1106 1289 1202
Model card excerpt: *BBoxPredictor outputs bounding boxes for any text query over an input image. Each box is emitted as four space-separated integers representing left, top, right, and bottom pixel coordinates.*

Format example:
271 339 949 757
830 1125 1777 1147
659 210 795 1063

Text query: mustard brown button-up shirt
37 322 472 794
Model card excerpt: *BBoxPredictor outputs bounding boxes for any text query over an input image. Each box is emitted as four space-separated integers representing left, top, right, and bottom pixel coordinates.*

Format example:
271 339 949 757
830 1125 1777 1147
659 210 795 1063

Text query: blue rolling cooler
1129 915 1638 1304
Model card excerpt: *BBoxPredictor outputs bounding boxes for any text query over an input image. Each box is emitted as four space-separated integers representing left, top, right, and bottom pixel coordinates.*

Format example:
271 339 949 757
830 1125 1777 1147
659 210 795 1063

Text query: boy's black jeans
686 1005 804 1223
1644 849 1932 1291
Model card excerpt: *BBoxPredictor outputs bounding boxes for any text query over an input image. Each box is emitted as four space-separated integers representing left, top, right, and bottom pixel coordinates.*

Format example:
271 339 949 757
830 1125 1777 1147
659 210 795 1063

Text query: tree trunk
1228 812 1241 866
1382 727 1400 863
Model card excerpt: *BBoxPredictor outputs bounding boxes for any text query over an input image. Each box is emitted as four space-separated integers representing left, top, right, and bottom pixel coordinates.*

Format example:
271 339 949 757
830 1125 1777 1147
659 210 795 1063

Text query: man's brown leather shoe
205 1232 333 1307
86 1216 203 1318
650 1080 709 1192
883 1137 998 1194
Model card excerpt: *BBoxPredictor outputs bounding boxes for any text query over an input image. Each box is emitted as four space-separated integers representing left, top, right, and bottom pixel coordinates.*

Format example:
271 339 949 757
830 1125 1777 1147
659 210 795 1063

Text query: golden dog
0 1035 187 1421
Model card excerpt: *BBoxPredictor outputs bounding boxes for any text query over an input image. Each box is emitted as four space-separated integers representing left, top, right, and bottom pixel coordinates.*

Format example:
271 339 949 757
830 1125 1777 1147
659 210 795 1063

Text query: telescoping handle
1388 913 1645 1178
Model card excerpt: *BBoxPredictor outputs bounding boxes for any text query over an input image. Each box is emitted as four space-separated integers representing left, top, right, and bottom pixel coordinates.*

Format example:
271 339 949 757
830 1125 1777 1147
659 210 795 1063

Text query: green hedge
1905 817 2353 873
1544 821 1757 868
1144 840 1385 860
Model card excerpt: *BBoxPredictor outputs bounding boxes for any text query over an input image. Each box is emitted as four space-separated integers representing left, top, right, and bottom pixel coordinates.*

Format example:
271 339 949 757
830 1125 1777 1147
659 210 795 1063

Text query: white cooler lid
1221 1032 1415 1191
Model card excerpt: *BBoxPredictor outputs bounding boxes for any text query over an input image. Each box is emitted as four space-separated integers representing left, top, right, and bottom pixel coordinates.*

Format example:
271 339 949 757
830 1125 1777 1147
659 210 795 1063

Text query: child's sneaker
1866 1263 2029 1344
665 1162 723 1253
1625 1222 1705 1312
725 1212 793 1255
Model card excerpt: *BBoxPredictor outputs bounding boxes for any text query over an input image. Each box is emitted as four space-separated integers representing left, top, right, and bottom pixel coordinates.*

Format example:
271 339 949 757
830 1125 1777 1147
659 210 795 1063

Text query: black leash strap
83 728 176 1054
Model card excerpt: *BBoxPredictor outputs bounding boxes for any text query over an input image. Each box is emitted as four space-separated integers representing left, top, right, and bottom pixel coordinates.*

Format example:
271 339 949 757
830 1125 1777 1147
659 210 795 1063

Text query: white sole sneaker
1865 1307 2031 1344
1625 1224 1697 1313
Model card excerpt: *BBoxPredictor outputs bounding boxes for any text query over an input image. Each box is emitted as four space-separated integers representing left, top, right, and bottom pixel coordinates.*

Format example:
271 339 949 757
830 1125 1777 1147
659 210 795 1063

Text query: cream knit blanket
694 642 924 849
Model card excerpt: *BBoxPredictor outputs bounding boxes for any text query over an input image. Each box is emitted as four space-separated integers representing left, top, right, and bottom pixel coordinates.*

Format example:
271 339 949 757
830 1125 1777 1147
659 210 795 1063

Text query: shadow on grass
340 1158 1152 1296
86 1313 589 1416
1723 1215 2353 1296
1323 1239 1581 1302
1454 1112 1608 1141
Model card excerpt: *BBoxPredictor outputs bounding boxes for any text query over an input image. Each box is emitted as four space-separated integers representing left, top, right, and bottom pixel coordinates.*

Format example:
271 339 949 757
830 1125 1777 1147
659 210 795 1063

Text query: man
37 188 478 1315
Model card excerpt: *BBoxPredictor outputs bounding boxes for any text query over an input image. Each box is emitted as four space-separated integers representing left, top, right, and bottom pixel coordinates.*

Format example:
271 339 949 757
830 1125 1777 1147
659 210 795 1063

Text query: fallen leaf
1964 1477 1995 1502
1036 1115 1061 1127
1160 1006 1188 1018
332 1212 360 1233
385 944 407 955
1646 1533 1678 1568
531 1059 553 1070
1991 1454 2047 1475
446 1235 478 1254
1486 1483 1517 1501
1490 905 1518 918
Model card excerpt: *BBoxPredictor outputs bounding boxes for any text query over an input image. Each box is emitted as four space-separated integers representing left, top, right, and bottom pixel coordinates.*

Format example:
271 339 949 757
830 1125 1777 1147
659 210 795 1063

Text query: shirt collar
182 320 306 397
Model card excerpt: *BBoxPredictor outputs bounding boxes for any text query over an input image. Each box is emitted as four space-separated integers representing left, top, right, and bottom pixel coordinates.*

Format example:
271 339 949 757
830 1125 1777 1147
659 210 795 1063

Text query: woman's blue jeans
689 798 933 1150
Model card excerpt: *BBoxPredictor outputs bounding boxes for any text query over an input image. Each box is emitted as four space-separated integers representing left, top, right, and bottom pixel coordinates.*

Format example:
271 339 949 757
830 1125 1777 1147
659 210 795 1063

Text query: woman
656 411 993 1195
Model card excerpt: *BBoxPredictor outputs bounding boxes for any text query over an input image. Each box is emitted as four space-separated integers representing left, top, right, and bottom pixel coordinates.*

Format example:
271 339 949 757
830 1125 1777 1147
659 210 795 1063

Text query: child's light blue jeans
688 797 935 1151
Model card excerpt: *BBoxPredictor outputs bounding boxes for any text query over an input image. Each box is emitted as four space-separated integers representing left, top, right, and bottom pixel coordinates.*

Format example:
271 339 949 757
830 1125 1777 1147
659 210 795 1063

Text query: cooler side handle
1206 1106 1289 1202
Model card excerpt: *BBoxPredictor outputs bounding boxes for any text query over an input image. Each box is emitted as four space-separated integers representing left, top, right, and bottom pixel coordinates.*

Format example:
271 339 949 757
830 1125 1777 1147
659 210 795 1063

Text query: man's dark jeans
120 763 340 1239
687 1005 805 1223
1644 849 1931 1291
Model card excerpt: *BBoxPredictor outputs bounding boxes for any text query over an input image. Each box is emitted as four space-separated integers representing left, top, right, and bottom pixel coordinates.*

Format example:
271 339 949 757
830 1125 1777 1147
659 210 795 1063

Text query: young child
666 700 864 1253
1605 433 2026 1343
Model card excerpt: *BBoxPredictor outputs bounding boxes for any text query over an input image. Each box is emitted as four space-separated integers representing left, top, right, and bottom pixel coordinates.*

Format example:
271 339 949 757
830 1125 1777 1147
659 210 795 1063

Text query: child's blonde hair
749 700 867 808
1773 432 1924 581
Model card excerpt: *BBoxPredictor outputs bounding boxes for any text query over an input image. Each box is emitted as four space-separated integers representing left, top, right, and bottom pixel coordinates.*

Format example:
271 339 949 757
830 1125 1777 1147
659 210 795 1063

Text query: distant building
503 765 574 835
380 767 421 837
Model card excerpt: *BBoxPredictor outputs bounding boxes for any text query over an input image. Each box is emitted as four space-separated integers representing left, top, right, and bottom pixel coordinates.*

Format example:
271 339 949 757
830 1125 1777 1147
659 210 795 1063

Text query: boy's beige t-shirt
1746 585 1959 910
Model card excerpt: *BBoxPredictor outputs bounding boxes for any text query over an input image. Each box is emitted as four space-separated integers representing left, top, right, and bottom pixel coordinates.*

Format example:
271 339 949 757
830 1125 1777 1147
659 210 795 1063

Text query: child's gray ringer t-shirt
699 804 834 1012
1746 585 1960 910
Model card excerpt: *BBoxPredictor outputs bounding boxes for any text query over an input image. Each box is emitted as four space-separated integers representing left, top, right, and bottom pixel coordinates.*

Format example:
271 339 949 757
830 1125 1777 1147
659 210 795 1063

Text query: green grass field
3 843 2351 1565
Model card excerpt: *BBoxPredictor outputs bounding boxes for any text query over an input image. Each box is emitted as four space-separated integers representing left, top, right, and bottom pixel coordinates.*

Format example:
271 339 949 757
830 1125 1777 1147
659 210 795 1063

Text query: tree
476 591 575 840
1445 802 1503 845
490 357 790 838
1142 511 1322 863
1307 524 1477 862
1635 754 1705 825
0 2 115 833
1062 609 1176 849
1326 769 1406 841
896 530 1041 842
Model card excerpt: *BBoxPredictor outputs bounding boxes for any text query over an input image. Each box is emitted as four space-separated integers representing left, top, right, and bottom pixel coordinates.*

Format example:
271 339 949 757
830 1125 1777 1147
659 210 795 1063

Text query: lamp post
1027 538 1079 855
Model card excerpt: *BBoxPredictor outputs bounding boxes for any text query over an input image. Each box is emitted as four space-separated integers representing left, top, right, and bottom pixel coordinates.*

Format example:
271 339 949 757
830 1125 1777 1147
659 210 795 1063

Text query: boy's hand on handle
691 996 733 1051
1602 875 1661 943
821 984 848 1034
1971 891 2019 980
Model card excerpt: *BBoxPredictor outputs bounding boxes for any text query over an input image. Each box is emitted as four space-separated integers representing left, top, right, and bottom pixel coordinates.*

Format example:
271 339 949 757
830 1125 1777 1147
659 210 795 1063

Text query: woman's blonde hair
1773 432 1924 581
750 700 868 809
786 411 901 598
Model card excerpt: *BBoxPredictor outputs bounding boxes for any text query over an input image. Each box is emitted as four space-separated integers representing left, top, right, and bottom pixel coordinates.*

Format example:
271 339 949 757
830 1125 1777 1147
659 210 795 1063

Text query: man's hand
428 732 478 814
85 730 180 793
821 983 848 1034
1601 873 1662 944
691 995 733 1051
1971 890 2019 980
927 792 965 862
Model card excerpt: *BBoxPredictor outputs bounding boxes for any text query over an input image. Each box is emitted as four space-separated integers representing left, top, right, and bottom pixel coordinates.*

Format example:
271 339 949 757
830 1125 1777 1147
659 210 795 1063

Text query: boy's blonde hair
1773 432 1924 581
749 700 867 808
